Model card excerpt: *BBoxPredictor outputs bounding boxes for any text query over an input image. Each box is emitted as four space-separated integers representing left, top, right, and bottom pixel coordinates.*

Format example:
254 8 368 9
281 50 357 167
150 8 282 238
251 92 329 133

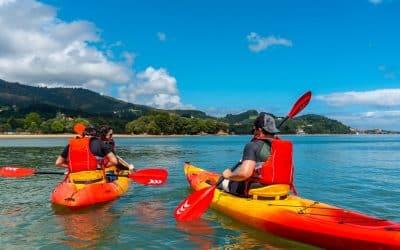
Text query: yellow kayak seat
248 184 290 200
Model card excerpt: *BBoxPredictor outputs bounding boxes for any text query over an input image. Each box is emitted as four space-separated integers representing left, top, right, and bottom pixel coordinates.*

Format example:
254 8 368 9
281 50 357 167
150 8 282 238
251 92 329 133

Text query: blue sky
1 0 400 130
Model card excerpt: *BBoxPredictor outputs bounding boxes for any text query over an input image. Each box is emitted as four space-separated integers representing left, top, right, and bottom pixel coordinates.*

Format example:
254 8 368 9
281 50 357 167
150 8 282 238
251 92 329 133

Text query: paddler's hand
222 169 233 179
128 164 135 173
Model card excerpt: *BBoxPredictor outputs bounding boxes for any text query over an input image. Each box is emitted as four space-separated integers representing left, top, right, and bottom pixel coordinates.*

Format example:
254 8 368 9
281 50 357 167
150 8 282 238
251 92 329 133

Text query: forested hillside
0 79 353 135
222 111 352 135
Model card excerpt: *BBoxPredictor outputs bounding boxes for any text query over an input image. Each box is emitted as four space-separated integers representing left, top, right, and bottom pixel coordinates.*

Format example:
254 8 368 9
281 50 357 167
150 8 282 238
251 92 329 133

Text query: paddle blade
128 168 168 185
0 166 36 177
174 185 217 222
288 91 312 118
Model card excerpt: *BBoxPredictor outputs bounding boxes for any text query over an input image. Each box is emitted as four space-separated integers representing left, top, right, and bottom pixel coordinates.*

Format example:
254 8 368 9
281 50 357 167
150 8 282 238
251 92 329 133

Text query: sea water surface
0 135 399 249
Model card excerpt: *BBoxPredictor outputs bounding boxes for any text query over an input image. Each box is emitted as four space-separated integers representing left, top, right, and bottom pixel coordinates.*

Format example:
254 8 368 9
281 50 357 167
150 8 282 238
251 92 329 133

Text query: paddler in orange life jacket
219 113 296 197
55 123 118 178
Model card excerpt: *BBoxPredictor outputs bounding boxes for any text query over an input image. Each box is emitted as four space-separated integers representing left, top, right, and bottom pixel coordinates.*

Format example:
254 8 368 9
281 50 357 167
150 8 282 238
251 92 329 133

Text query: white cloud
247 32 292 53
0 0 191 110
324 110 400 130
0 0 132 90
316 89 400 107
118 67 193 109
361 110 400 118
0 0 14 7
369 0 383 5
157 32 166 42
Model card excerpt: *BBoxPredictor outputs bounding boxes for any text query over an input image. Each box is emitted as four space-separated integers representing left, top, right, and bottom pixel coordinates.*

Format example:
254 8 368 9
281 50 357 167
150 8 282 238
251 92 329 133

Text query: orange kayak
183 162 400 249
51 167 130 208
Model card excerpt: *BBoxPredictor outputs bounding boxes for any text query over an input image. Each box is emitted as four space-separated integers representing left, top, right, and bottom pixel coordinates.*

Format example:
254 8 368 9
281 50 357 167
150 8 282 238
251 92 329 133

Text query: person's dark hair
84 125 97 137
99 125 113 141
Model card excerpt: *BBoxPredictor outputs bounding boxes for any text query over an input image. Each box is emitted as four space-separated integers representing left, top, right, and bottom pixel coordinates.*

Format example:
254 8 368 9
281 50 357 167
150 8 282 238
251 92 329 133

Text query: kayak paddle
174 90 312 221
0 166 168 185
0 166 64 177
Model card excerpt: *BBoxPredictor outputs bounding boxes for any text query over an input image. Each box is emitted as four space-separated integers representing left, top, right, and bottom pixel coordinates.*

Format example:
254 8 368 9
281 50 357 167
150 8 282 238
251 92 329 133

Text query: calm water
0 135 399 249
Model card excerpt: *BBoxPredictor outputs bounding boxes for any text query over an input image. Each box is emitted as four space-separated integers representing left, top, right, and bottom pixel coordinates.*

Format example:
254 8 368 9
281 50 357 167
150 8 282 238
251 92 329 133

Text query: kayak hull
51 168 130 208
183 162 400 249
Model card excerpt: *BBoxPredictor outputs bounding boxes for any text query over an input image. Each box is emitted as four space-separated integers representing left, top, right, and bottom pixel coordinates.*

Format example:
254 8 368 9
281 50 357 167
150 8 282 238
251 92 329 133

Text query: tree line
0 112 89 134
0 111 230 135
125 111 229 135
0 111 352 135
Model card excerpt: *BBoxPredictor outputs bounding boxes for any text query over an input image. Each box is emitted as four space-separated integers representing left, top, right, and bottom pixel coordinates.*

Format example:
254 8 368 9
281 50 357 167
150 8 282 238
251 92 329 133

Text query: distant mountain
283 114 352 134
0 78 208 117
0 79 209 132
223 110 352 134
0 79 153 117
221 110 259 124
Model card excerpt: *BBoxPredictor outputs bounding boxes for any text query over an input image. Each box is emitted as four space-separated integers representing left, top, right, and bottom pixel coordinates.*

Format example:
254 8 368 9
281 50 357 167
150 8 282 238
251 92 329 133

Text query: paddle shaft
116 156 134 170
32 171 133 177
216 161 241 186
117 156 129 166
35 171 65 175
277 116 289 129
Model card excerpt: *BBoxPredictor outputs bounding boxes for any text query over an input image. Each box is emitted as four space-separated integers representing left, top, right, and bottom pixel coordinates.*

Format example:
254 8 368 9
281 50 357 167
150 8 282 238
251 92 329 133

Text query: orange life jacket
68 137 101 173
252 139 297 194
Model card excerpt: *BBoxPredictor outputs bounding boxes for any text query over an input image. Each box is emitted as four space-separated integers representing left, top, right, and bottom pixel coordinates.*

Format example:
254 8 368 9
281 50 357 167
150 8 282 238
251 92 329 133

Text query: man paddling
219 113 295 196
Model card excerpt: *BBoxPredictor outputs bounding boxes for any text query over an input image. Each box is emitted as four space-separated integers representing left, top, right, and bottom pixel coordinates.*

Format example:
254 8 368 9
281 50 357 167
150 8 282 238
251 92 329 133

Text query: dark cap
254 114 279 134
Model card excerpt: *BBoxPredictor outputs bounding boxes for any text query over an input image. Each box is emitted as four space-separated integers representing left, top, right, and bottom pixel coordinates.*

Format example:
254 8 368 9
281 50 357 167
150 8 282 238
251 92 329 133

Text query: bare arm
222 159 256 181
117 156 135 171
105 152 118 167
55 155 68 168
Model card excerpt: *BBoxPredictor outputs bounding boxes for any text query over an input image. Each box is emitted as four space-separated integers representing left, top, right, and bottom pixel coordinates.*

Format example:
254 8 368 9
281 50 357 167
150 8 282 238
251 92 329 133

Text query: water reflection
0 205 27 228
176 220 215 250
131 200 168 227
53 203 119 248
204 213 319 250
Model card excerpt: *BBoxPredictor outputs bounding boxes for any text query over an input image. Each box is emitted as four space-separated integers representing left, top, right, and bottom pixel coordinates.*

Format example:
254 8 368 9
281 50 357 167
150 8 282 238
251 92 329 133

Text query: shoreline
0 133 233 139
0 133 396 139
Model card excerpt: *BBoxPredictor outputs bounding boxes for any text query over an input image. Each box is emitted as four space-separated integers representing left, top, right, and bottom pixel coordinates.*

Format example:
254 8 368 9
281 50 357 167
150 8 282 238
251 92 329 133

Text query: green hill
0 79 353 134
0 79 209 132
0 79 152 116
224 110 352 135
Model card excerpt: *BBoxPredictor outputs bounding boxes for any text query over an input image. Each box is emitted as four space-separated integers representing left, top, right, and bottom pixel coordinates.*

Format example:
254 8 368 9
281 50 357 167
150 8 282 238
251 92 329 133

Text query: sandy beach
0 134 76 138
0 133 150 139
